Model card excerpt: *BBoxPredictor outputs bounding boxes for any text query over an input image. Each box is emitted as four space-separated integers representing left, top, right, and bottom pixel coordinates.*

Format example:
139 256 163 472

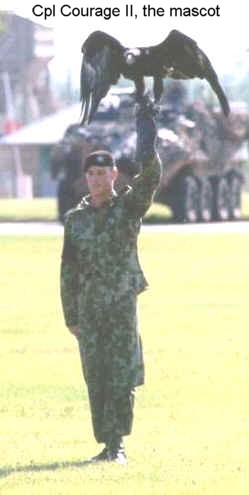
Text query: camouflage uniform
60 100 161 446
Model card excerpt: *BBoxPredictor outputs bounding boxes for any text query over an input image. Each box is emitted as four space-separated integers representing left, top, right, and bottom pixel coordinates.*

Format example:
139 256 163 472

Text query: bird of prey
80 29 230 125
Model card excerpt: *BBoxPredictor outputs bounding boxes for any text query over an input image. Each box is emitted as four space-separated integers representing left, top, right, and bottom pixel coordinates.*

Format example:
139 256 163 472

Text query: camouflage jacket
60 153 161 327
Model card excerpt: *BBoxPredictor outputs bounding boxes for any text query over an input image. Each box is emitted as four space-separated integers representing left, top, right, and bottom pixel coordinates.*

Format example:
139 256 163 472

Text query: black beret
84 150 115 172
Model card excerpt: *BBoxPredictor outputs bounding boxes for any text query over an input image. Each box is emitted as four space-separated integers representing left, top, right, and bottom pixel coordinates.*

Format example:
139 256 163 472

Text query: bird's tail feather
209 77 230 116
80 92 93 125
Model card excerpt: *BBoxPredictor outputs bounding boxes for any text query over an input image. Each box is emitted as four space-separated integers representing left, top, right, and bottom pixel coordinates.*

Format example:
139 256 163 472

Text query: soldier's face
86 166 118 198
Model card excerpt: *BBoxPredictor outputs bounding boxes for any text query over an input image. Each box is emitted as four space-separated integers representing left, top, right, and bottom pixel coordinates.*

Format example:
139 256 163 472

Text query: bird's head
124 48 141 65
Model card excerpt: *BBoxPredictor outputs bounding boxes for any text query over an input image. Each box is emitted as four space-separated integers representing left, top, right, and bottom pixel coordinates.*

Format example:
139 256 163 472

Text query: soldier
60 96 161 464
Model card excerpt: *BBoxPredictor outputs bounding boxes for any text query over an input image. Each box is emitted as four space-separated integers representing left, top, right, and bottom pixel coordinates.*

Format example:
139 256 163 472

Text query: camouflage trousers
77 284 144 444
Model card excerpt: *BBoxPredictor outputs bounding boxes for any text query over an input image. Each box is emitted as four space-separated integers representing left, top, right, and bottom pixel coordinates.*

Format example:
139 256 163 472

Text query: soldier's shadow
0 458 96 479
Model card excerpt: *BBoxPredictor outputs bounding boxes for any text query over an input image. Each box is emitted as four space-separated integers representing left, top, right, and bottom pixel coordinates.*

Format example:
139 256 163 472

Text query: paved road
1 221 249 235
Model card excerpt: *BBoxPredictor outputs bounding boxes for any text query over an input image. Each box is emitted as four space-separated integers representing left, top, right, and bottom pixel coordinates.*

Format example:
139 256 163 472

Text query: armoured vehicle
51 84 249 223
50 89 137 222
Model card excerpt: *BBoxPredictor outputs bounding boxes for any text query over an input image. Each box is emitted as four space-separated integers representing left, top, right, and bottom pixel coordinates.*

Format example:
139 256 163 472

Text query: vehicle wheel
213 176 230 221
181 176 200 223
229 175 242 220
199 178 213 222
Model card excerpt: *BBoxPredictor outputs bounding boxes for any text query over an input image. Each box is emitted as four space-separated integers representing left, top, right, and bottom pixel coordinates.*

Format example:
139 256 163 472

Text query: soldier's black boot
91 445 109 462
107 436 127 464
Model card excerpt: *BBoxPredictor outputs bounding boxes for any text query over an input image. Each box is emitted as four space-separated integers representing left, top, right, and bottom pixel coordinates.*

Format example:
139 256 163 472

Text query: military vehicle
50 89 137 222
51 83 249 223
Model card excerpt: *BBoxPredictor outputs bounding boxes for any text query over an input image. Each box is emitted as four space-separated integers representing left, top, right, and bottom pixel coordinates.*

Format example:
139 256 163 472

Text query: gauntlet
135 95 158 161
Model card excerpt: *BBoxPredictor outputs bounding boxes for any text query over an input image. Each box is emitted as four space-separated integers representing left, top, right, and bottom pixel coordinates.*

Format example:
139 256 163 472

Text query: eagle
80 29 230 125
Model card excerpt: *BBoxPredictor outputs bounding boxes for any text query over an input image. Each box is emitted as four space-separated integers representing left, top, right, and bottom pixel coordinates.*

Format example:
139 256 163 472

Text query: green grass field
0 192 249 222
1 232 249 494
0 198 170 222
0 199 58 222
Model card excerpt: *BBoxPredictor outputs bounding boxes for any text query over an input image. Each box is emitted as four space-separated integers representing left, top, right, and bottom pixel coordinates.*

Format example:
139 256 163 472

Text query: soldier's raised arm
123 96 162 218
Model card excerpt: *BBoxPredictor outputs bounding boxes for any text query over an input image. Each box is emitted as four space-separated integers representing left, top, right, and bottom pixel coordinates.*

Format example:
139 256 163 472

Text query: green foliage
0 12 5 35
1 233 249 494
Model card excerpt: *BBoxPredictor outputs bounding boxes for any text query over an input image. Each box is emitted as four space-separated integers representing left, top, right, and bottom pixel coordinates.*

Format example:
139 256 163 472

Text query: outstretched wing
80 31 124 125
157 29 230 116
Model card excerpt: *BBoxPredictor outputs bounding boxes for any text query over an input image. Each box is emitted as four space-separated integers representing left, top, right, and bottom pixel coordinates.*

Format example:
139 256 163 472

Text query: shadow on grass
0 458 99 478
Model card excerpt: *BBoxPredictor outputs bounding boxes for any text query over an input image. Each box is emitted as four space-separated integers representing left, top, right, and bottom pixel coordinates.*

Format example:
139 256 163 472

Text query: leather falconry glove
135 94 158 162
